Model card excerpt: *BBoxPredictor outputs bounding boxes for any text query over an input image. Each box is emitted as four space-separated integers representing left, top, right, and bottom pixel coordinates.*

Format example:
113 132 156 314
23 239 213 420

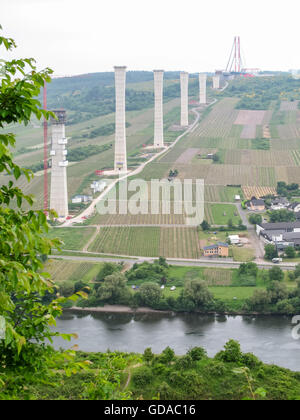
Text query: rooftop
204 242 229 250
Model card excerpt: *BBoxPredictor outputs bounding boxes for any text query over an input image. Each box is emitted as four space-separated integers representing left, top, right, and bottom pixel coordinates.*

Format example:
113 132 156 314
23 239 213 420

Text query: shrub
187 347 207 361
132 366 153 387
215 340 242 363
241 353 262 369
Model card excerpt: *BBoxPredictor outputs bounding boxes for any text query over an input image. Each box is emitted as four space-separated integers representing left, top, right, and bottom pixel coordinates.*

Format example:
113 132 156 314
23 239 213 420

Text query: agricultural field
242 186 277 200
204 203 240 225
231 247 255 262
87 226 202 258
46 227 96 251
204 185 243 203
7 74 300 261
44 259 103 284
168 265 234 286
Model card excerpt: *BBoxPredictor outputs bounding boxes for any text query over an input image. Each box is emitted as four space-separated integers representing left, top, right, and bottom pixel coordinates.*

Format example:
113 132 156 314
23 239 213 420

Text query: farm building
256 221 300 236
288 202 300 213
71 195 92 204
90 180 107 194
270 197 290 211
228 235 240 245
203 242 229 258
257 221 300 249
248 197 265 212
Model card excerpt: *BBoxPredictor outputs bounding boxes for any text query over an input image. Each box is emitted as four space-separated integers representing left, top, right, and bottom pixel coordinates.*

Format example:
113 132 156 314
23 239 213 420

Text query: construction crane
225 36 243 73
43 82 48 214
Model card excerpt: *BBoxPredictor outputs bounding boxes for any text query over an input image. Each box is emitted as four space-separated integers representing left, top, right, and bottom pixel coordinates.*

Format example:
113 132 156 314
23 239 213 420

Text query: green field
46 227 96 250
206 203 241 225
44 259 103 284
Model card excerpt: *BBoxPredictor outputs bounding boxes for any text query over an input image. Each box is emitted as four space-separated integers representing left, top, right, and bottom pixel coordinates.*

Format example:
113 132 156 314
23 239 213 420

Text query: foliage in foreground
0 27 91 392
1 340 299 400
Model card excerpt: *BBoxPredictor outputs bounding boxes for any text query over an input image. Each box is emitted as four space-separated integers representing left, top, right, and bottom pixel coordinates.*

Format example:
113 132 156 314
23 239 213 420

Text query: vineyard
205 185 243 202
44 259 102 283
192 98 239 138
88 226 201 258
242 186 277 200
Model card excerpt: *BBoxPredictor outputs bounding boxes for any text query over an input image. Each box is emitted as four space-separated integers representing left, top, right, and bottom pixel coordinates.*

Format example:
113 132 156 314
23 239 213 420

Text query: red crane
226 36 243 73
43 82 48 214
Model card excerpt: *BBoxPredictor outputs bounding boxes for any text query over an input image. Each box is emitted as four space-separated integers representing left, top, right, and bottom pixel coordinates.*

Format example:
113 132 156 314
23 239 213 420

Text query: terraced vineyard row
205 185 243 203
88 226 161 256
193 98 239 139
44 260 101 283
292 151 300 165
159 227 201 259
202 268 233 286
90 212 186 226
176 164 277 186
88 226 201 258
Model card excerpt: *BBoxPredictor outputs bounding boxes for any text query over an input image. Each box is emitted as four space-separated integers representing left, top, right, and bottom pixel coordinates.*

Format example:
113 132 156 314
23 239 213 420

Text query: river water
52 311 300 371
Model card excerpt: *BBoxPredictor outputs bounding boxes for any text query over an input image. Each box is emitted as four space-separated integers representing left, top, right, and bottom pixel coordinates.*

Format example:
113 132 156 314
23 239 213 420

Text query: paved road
51 253 297 271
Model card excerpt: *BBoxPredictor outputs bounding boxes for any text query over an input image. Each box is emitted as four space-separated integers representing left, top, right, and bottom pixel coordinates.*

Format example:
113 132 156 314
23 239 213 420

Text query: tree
285 246 296 259
143 348 154 364
215 340 242 363
200 220 210 231
181 279 214 309
267 281 288 304
187 347 207 361
0 29 74 368
238 262 258 278
161 346 175 365
97 272 130 304
249 213 262 225
268 266 284 282
264 244 278 261
295 264 300 280
137 283 161 307
269 209 295 223
246 289 271 311
95 262 120 283
157 256 168 268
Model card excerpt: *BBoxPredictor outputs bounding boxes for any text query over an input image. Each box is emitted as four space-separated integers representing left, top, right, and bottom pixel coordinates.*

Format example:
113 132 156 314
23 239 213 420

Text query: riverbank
69 305 168 314
66 305 291 317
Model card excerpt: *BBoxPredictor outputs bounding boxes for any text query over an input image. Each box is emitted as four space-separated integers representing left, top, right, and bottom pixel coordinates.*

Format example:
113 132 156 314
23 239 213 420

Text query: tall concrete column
50 110 68 218
199 73 207 104
114 66 127 173
180 72 189 126
153 70 164 148
212 75 220 89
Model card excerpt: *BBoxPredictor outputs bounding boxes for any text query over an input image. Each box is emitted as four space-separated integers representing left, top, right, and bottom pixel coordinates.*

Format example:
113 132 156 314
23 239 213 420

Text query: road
234 202 265 261
51 253 297 271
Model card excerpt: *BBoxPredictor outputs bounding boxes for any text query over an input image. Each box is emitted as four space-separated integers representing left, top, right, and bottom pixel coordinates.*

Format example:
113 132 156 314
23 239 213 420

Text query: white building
71 195 92 204
228 235 240 245
91 180 107 194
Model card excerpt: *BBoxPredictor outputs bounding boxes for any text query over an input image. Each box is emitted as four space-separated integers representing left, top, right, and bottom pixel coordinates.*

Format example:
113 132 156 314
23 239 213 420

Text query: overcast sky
1 0 300 76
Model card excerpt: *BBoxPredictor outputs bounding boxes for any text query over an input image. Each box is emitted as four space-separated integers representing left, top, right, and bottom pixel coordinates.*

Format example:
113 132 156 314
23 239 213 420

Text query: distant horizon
51 69 291 79
2 0 300 76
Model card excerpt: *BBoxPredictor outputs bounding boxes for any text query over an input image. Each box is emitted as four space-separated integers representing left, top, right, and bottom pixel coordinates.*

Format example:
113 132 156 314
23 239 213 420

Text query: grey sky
1 0 300 76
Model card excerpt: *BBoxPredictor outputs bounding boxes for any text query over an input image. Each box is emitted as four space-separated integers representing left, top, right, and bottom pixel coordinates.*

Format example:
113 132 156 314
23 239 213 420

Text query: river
52 312 300 371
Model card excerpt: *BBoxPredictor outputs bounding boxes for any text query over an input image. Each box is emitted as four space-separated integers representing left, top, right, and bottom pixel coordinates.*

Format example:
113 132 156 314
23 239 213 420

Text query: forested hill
42 71 200 125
